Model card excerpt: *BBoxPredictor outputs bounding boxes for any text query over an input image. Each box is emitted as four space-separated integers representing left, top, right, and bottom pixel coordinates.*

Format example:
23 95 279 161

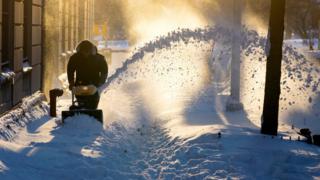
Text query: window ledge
0 70 15 85
23 61 33 73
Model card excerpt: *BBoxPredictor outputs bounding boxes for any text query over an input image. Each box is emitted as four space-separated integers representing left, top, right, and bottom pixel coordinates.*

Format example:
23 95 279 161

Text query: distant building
0 0 94 114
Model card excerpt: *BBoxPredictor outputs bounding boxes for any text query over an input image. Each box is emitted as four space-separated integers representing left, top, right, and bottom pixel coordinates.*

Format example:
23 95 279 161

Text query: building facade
43 0 94 97
0 0 94 114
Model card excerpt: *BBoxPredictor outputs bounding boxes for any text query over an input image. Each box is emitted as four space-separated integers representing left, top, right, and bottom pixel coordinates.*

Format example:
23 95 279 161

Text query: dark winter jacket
67 42 108 88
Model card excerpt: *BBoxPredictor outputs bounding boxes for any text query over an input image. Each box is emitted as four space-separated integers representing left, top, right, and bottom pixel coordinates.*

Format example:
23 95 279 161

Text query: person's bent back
67 40 108 109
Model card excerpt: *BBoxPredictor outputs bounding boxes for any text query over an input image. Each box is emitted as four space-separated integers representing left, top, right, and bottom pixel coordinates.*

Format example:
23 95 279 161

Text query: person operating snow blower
62 40 108 123
67 40 108 109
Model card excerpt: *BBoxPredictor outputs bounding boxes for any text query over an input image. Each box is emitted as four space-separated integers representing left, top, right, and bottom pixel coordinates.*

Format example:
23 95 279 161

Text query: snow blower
61 85 103 123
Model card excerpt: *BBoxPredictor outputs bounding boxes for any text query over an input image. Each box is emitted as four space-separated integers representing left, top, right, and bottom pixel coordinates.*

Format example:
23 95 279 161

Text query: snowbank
0 70 15 85
0 92 49 141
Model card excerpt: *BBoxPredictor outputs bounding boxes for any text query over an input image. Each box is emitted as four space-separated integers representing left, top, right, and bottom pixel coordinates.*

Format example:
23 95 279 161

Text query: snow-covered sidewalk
0 94 319 179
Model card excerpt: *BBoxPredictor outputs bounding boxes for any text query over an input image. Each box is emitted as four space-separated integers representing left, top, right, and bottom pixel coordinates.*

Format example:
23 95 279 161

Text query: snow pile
0 70 15 85
22 61 33 73
0 92 49 141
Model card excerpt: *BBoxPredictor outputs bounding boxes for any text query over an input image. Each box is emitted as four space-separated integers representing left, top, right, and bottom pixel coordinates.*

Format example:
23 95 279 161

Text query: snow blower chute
61 85 103 123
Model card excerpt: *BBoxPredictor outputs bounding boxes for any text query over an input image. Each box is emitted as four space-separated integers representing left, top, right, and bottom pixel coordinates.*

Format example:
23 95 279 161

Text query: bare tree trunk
318 20 320 50
309 30 314 50
261 0 286 136
226 0 243 111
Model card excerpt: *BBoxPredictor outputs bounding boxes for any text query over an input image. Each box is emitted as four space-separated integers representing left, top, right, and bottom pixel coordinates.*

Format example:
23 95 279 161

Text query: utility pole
226 0 243 111
261 0 286 135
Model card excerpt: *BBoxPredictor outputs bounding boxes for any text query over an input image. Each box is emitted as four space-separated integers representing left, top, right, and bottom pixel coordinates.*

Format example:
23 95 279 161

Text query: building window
24 0 30 61
61 1 66 53
0 82 12 113
23 0 32 96
1 0 14 113
68 0 72 52
2 0 11 70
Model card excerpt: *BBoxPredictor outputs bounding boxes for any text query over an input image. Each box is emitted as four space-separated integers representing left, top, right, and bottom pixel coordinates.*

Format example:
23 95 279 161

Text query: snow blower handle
71 87 76 106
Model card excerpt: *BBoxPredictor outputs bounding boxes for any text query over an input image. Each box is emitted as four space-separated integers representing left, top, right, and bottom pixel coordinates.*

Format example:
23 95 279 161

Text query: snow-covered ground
285 39 320 60
0 27 319 179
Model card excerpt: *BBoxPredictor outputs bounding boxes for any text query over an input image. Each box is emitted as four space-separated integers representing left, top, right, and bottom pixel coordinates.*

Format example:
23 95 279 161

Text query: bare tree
261 0 286 136
226 0 243 111
319 20 320 50
286 0 320 50
94 0 129 40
